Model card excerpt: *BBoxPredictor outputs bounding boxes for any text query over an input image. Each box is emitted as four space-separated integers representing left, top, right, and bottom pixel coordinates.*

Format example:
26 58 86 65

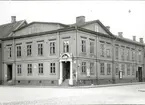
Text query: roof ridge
0 20 25 27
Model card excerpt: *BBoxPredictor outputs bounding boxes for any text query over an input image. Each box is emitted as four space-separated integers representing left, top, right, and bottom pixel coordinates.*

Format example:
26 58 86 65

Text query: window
81 40 86 53
115 63 119 75
27 64 32 75
50 42 55 54
121 64 125 75
127 49 130 61
138 51 142 62
90 62 94 75
100 63 105 75
38 43 43 56
100 43 105 57
63 41 69 53
132 65 135 75
17 46 21 57
27 45 32 56
17 64 22 75
107 63 111 75
121 48 125 61
50 63 55 74
115 47 119 59
127 64 130 75
38 63 43 74
106 49 111 58
82 62 86 74
90 41 94 54
8 46 12 58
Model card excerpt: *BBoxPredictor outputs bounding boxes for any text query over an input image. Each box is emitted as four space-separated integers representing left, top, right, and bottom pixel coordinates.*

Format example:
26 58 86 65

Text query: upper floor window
115 46 119 60
127 49 130 61
90 41 94 54
100 43 105 57
138 51 142 62
27 64 32 75
121 64 125 75
90 62 94 75
115 63 119 75
17 64 22 76
107 63 111 75
27 44 32 56
50 63 56 74
100 63 105 75
127 64 130 75
8 46 12 58
38 63 43 74
50 42 56 55
38 43 43 56
106 49 111 58
63 41 69 53
132 50 135 61
121 48 125 61
17 46 21 58
82 62 86 74
81 40 86 53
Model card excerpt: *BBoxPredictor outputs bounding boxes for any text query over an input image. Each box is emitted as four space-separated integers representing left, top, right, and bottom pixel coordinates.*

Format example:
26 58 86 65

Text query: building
0 16 144 86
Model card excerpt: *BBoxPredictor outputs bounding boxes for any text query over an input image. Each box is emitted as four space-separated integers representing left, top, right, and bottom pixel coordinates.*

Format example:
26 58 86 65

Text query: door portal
62 61 70 80
7 64 12 81
138 67 142 82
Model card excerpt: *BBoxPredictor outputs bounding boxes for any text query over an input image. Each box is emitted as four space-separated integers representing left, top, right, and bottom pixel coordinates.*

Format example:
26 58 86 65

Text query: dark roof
0 20 26 38
14 21 69 32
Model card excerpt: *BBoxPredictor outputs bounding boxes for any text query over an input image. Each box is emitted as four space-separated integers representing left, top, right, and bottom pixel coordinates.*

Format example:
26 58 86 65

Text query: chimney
106 26 110 31
133 36 136 41
118 32 123 37
140 38 144 43
11 16 16 23
76 16 85 25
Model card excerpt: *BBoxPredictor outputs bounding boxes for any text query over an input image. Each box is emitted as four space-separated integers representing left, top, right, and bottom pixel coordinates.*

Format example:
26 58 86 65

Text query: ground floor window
121 64 125 75
90 62 94 75
107 63 111 75
38 63 43 75
115 63 119 75
17 64 22 76
27 64 32 75
50 63 55 74
82 62 86 74
127 64 130 75
132 64 135 75
100 63 105 75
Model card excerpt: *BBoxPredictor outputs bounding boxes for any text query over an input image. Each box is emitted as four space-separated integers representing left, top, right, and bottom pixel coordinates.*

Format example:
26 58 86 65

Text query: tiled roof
0 20 26 38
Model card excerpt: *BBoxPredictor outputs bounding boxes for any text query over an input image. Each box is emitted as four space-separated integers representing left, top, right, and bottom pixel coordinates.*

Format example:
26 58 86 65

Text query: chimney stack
133 36 136 41
140 38 144 43
118 32 123 37
106 26 110 31
76 16 85 25
11 16 16 23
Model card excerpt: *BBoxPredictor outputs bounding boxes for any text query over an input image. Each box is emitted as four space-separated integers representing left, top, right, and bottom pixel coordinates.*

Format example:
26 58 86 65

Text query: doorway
62 61 70 81
138 67 142 82
7 64 12 81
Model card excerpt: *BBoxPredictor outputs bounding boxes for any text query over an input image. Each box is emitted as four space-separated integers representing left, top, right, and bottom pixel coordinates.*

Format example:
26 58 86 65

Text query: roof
70 19 114 37
0 20 26 38
14 21 69 32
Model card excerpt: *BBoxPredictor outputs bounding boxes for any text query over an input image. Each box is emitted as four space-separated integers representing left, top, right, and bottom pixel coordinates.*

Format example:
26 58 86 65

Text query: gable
81 22 109 35
14 23 65 36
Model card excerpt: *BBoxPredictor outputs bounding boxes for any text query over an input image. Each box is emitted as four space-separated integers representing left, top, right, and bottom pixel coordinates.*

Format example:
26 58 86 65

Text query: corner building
1 16 145 86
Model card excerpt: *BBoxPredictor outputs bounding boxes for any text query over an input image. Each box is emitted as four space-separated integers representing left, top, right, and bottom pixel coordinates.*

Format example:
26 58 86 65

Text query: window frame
38 43 43 56
16 45 21 58
27 44 32 56
38 63 43 75
27 64 32 75
17 64 22 76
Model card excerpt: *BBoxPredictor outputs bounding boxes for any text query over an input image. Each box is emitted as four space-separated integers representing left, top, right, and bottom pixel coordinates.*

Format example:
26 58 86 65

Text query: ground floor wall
1 58 145 86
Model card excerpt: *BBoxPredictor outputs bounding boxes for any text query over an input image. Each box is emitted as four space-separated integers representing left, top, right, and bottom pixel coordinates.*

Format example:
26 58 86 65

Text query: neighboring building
0 16 144 86
0 16 27 84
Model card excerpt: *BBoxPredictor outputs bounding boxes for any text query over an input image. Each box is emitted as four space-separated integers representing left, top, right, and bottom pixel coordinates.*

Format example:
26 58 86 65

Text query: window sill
50 73 56 75
27 74 32 76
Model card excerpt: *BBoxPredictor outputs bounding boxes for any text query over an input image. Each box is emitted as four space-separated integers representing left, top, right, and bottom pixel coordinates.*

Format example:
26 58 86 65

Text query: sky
0 1 145 42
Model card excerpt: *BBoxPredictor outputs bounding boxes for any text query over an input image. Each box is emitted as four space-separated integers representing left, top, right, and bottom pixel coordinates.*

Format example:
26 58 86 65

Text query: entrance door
7 64 12 81
138 67 142 82
62 61 70 80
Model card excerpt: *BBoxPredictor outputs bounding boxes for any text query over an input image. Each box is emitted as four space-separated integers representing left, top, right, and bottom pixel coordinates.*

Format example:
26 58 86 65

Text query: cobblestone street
0 84 145 104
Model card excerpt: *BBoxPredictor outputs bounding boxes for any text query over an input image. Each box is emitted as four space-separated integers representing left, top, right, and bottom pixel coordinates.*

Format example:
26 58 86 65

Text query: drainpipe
13 37 16 85
75 26 78 86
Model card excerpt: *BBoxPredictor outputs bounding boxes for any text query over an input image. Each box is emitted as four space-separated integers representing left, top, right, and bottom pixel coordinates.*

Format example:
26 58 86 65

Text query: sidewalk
1 82 145 88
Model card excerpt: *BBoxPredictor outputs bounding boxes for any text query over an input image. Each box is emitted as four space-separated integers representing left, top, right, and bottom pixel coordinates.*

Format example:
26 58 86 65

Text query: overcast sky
0 1 145 41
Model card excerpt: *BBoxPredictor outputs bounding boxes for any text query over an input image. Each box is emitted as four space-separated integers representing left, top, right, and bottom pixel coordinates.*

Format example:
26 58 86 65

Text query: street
0 84 145 104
